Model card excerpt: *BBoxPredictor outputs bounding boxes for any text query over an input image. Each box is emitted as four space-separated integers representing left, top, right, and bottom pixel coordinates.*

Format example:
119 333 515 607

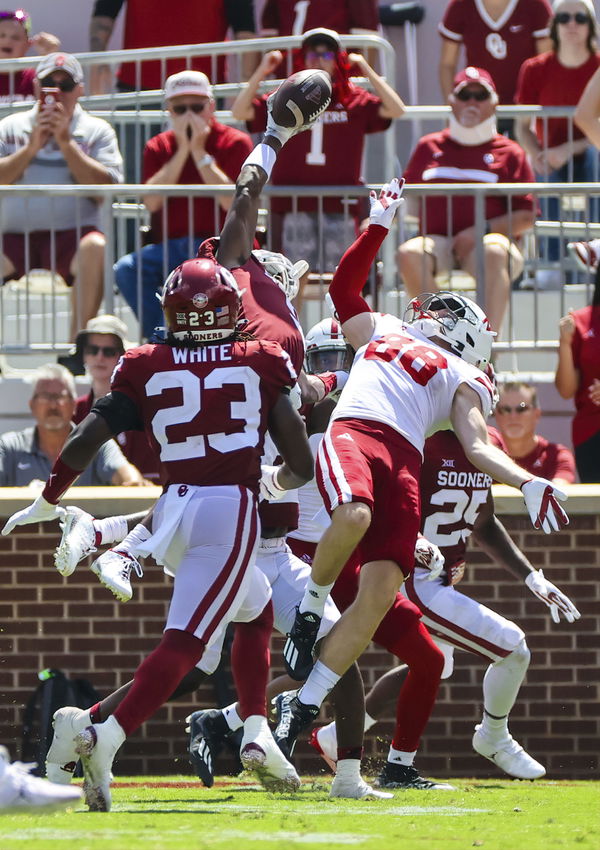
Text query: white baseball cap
36 52 84 85
164 71 212 101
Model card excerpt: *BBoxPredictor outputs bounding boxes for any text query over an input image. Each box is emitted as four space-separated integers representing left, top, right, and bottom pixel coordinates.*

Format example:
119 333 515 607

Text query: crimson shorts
316 418 422 575
2 227 100 286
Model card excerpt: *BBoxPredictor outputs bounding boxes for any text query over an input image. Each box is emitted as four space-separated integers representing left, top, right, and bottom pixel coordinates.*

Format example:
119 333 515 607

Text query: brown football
269 69 332 128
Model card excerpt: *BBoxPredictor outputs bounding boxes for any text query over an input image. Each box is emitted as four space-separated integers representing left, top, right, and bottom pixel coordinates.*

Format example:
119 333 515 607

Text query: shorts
402 566 525 676
404 233 524 285
272 211 358 271
2 226 100 285
316 418 422 575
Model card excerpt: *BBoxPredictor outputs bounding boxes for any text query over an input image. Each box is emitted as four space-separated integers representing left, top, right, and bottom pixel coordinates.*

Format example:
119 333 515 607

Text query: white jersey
331 314 495 455
289 432 331 544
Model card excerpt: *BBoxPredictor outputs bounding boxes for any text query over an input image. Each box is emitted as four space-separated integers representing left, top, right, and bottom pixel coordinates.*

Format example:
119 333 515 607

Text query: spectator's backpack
21 668 102 775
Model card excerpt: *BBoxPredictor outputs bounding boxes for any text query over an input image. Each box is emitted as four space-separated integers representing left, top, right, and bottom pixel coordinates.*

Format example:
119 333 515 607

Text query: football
269 69 332 129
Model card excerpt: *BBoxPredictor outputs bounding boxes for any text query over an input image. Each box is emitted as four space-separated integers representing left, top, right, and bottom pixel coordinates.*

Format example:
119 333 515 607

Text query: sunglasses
0 10 31 34
496 402 534 415
555 11 589 24
456 88 491 102
84 343 121 358
171 102 208 115
305 49 336 61
40 75 78 92
33 391 72 403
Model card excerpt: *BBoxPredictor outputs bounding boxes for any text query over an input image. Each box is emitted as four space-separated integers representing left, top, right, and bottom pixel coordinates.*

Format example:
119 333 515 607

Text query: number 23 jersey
110 338 297 492
331 313 495 455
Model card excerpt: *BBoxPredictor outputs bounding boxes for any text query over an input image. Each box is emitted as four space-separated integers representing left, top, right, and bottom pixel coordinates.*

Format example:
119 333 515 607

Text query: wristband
316 371 338 399
42 457 81 504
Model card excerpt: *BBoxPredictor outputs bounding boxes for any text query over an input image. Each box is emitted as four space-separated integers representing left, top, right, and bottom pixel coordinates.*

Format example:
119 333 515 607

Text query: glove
265 93 311 147
525 569 581 624
414 535 445 581
368 177 405 230
259 464 286 501
521 477 569 533
2 495 65 536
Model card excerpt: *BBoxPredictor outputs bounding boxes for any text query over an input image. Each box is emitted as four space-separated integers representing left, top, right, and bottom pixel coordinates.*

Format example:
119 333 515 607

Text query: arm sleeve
92 0 124 18
553 445 577 483
93 438 130 484
89 120 124 183
92 391 144 434
329 224 387 323
438 0 463 42
225 0 256 33
533 0 553 37
515 59 536 105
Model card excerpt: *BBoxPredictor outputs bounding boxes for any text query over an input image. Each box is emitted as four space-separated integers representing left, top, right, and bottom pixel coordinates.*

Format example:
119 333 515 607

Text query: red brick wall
0 501 598 780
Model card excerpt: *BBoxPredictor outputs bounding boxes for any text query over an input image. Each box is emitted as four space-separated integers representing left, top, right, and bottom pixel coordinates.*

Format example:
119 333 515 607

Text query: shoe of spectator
376 761 455 790
75 716 125 812
239 715 300 793
46 706 91 784
90 549 143 602
55 507 97 577
472 724 546 780
273 691 320 759
329 773 393 800
567 239 600 272
309 726 337 772
0 745 82 811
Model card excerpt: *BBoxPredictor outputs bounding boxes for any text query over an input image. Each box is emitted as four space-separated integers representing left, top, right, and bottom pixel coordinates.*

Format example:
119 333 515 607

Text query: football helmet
404 292 496 370
160 258 241 342
253 249 309 300
305 318 354 374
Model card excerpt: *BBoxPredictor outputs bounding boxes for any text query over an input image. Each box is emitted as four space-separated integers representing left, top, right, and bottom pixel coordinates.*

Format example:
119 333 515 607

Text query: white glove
521 477 569 533
525 569 581 624
368 178 405 230
2 495 65 536
265 93 311 146
414 535 445 581
259 464 286 501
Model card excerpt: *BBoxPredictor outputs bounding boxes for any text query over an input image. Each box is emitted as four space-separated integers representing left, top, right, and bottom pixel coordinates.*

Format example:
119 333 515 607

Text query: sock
479 710 509 741
223 703 243 732
93 515 129 546
299 578 334 617
364 711 376 732
388 747 416 766
242 714 269 742
482 640 530 730
117 523 151 557
335 758 361 781
232 601 273 719
299 660 340 708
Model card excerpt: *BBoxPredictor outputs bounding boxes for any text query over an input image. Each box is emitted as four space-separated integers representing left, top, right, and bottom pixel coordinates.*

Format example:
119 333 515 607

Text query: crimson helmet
160 258 241 342
305 317 354 374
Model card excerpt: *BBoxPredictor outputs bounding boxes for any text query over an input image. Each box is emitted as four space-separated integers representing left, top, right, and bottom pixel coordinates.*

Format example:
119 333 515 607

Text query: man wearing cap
0 52 124 342
113 70 253 340
73 315 161 484
397 66 536 335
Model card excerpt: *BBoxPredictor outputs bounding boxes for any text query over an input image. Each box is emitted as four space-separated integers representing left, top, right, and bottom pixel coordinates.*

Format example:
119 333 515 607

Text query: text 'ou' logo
485 32 506 60
193 293 209 309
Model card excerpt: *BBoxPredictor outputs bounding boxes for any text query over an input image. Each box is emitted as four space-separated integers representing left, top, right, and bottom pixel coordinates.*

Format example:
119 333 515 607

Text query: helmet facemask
253 249 309 300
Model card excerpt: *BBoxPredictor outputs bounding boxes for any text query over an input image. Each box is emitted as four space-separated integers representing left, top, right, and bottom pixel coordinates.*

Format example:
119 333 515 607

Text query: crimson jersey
261 0 378 35
110 339 296 493
439 0 551 104
566 306 600 448
516 51 600 149
247 88 390 214
402 129 535 236
488 428 575 482
143 123 252 242
0 68 35 103
420 430 492 578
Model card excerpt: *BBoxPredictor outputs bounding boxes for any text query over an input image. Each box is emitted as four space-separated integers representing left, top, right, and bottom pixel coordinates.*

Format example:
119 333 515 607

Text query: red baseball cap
452 66 497 97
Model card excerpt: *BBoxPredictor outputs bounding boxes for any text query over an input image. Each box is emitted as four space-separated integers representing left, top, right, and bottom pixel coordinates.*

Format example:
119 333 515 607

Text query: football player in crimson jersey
274 179 570 781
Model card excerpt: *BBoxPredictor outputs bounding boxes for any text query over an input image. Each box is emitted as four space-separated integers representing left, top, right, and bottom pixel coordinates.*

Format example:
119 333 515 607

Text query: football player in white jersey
273 178 570 782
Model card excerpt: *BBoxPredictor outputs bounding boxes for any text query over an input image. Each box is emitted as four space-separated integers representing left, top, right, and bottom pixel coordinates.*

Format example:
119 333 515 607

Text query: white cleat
240 715 301 793
0 745 82 811
329 773 393 800
90 549 143 602
309 725 337 772
55 507 97 577
472 724 546 780
46 706 91 784
75 716 125 812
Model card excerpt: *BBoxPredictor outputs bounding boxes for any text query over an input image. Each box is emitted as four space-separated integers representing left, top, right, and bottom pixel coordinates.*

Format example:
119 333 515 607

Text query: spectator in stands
0 364 143 487
490 381 576 486
439 0 552 134
73 315 161 484
555 267 600 482
113 70 252 340
397 66 536 335
515 0 600 285
575 63 600 146
232 27 404 274
88 0 257 95
0 9 60 103
0 52 124 342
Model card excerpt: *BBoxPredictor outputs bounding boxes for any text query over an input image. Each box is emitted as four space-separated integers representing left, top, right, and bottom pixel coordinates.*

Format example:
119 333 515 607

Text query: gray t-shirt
0 426 127 486
0 103 123 232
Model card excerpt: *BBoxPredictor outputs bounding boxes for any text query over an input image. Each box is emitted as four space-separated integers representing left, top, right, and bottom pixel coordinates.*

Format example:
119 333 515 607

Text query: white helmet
253 249 309 300
404 291 496 370
305 318 354 374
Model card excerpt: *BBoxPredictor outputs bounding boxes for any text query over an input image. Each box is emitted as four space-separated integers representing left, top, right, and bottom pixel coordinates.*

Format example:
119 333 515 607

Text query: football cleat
273 691 320 759
90 549 143 603
240 716 301 793
472 724 546 780
376 762 455 790
329 773 393 800
186 709 229 788
75 716 125 812
0 745 82 811
283 607 321 680
567 238 600 272
55 507 97 577
46 706 91 784
309 726 337 772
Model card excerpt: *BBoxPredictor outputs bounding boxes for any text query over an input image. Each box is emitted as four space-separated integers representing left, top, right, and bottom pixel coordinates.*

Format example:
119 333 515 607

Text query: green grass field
1 776 598 850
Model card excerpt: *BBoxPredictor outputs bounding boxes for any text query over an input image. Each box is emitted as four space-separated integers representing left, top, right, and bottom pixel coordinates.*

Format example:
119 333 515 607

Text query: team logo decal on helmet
305 317 354 374
192 292 209 309
253 249 309 300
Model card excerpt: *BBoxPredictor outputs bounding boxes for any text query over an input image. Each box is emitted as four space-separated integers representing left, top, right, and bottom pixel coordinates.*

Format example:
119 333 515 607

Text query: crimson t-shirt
570 305 600 447
0 68 35 103
488 428 575 482
261 0 378 34
402 129 535 236
439 0 552 104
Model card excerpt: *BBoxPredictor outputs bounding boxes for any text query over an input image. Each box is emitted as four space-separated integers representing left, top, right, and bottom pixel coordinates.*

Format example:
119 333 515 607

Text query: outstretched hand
368 178 404 230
